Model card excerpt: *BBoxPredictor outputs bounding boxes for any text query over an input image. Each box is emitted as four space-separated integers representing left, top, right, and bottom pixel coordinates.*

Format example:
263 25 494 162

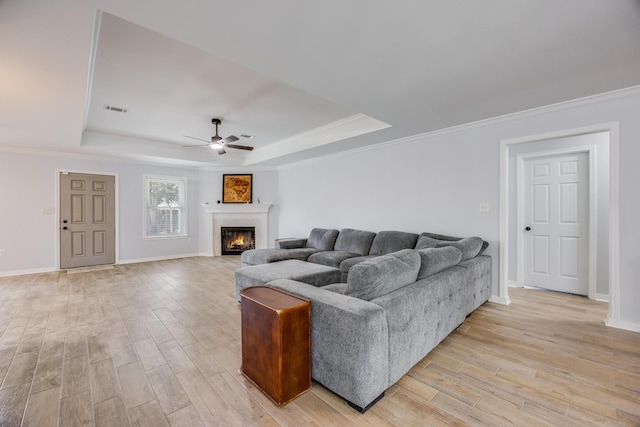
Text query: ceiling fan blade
183 135 210 143
181 144 209 148
221 135 239 145
226 144 254 151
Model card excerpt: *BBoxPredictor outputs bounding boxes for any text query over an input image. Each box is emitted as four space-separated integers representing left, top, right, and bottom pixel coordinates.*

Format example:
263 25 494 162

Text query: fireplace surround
202 203 272 257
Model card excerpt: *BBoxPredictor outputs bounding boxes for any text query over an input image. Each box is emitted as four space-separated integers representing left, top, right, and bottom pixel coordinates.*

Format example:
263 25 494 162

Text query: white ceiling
2 0 640 167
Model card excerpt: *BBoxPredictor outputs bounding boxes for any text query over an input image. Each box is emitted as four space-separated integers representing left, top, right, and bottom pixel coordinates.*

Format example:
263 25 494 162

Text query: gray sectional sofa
236 228 491 412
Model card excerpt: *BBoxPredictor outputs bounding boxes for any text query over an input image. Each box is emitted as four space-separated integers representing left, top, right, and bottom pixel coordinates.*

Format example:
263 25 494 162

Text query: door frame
55 169 119 270
516 148 596 299
499 122 620 327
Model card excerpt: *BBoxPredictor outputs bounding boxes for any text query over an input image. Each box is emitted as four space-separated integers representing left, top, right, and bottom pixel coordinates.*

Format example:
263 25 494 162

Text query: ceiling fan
182 118 254 155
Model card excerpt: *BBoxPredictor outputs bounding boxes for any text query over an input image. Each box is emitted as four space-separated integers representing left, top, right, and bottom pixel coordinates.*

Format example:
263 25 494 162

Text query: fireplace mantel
201 203 272 215
202 203 273 256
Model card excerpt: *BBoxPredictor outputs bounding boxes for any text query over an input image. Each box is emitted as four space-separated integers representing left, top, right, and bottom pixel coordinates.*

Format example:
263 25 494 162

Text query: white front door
523 153 589 295
60 172 116 269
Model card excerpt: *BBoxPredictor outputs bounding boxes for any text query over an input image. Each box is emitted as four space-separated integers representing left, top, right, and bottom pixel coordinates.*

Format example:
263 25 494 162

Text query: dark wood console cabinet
240 286 311 407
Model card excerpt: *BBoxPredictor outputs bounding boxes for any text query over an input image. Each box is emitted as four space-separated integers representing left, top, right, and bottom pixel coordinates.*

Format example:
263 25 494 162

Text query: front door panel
60 173 115 269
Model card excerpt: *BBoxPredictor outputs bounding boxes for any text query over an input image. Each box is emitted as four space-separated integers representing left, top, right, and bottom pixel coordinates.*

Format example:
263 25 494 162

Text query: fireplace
221 227 256 255
202 203 272 257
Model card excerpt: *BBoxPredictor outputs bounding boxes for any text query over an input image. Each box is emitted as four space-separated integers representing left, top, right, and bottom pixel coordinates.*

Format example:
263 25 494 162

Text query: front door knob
525 226 531 231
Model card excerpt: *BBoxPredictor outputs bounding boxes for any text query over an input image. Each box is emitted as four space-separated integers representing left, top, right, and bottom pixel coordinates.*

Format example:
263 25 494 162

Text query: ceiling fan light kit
182 117 254 155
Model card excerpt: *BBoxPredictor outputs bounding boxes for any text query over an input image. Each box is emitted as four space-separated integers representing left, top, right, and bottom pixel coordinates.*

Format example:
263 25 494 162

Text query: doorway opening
518 151 591 297
499 123 619 325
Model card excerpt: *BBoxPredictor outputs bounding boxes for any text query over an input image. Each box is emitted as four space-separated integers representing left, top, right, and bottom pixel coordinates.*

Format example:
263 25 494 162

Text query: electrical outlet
479 203 490 213
0 250 5 257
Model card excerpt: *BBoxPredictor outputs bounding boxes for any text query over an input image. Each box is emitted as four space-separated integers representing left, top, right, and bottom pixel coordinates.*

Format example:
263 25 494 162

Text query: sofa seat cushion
308 251 362 269
234 260 341 301
369 231 419 256
417 247 463 280
240 247 321 266
334 228 376 255
346 249 420 301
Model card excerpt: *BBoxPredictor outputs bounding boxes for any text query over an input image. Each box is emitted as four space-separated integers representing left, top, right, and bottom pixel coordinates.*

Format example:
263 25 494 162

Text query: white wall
277 87 640 331
0 150 201 275
278 125 502 292
197 168 279 256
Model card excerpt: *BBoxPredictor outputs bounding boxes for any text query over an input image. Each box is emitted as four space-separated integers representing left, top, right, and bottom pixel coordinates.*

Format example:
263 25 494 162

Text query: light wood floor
0 256 638 426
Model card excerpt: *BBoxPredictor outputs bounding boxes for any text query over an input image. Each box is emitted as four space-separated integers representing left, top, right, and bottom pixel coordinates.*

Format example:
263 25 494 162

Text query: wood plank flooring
0 256 638 426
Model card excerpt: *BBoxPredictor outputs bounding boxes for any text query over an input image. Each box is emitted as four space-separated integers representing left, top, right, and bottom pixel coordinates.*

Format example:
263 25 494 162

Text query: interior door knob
525 226 531 231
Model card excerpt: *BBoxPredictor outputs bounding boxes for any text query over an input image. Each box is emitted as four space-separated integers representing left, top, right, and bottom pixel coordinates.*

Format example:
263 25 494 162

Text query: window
144 176 187 238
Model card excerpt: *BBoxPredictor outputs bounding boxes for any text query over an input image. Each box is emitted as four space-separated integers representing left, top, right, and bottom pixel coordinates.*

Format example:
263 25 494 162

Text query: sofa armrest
275 238 307 249
268 279 389 410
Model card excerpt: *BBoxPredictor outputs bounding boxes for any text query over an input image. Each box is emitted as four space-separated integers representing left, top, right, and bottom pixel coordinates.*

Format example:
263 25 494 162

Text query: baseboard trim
489 295 511 305
605 318 640 333
118 253 202 265
0 254 209 277
595 293 610 302
0 267 57 277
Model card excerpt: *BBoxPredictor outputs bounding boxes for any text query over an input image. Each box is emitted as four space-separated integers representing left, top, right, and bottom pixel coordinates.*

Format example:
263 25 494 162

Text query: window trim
143 175 188 239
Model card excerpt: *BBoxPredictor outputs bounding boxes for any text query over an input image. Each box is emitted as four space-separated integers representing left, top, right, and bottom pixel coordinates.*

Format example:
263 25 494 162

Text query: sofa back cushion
306 228 339 250
417 247 463 280
416 232 488 260
414 235 440 249
346 249 420 301
334 228 376 255
435 236 483 261
369 231 419 256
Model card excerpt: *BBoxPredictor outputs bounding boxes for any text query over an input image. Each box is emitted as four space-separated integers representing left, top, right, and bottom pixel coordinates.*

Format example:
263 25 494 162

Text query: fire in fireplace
221 227 256 255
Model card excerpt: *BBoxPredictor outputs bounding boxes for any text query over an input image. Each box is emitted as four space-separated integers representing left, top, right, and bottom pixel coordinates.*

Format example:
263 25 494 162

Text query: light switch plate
479 203 490 212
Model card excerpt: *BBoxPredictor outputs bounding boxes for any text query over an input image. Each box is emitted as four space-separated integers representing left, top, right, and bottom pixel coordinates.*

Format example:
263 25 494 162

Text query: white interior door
523 153 589 295
60 172 116 269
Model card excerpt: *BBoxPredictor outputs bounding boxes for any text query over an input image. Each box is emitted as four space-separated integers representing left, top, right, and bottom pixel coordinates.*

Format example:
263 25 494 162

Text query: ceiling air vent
104 105 128 113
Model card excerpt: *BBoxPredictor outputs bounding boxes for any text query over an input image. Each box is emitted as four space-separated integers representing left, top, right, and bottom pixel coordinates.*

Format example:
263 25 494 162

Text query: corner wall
276 87 640 331
197 168 279 256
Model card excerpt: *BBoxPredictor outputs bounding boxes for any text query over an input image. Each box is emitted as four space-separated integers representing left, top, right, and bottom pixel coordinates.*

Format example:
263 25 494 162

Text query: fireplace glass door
221 227 256 255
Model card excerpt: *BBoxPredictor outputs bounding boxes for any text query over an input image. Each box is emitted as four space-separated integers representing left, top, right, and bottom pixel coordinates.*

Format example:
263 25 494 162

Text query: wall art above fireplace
223 174 252 203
